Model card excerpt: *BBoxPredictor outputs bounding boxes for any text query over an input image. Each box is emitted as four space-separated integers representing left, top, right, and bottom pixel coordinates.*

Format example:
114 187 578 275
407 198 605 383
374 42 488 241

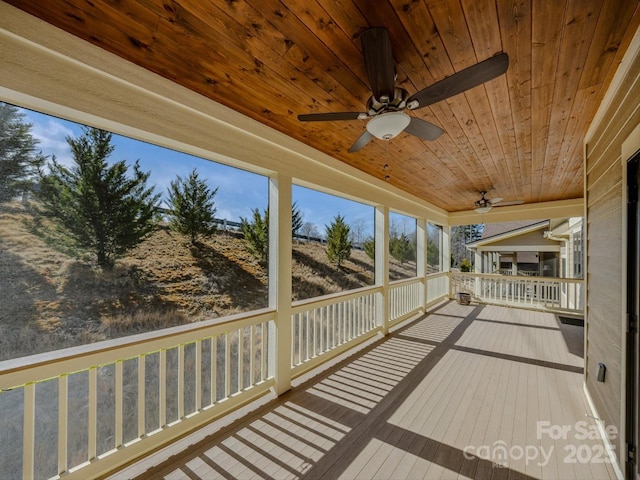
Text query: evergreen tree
241 208 269 264
37 127 160 269
390 232 415 264
0 102 44 202
427 239 440 270
363 236 375 260
292 201 303 238
325 214 351 267
167 169 218 244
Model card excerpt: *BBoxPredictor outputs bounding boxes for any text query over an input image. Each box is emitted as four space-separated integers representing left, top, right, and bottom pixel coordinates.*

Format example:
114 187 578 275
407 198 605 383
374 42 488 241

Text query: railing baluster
58 374 68 476
249 325 255 387
297 314 302 365
115 360 123 448
211 336 217 405
238 328 244 392
336 302 340 346
178 344 184 420
262 323 269 381
347 300 352 340
312 309 316 358
225 334 231 399
88 367 97 461
342 301 351 342
23 382 35 480
195 340 202 412
320 307 325 353
305 312 309 361
138 355 145 437
159 349 167 428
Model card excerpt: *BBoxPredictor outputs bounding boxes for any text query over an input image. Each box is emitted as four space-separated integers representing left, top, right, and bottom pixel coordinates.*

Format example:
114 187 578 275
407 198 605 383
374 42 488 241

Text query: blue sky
20 106 385 237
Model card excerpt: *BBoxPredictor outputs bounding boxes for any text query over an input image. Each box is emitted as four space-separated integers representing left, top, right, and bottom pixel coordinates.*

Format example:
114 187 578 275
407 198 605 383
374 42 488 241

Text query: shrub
460 258 472 272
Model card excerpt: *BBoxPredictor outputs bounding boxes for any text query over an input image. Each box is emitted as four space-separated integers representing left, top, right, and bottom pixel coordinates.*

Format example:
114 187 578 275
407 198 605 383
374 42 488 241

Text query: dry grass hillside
0 202 416 361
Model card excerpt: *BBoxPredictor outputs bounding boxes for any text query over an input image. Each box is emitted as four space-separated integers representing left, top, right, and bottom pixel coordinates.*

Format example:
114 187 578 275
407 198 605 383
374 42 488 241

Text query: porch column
474 249 485 298
417 218 427 310
375 205 390 335
268 174 292 395
442 225 451 297
474 250 482 273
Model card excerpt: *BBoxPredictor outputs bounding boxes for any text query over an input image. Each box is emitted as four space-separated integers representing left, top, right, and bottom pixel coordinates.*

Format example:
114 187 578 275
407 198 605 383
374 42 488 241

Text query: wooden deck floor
117 302 617 480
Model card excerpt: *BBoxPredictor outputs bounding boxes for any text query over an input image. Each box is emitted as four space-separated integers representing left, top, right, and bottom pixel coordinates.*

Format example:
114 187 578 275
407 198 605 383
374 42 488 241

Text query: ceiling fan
474 191 524 213
297 27 509 152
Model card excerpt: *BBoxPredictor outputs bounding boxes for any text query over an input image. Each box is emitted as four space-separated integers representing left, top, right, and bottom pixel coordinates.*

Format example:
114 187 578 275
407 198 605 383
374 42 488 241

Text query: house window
573 229 584 278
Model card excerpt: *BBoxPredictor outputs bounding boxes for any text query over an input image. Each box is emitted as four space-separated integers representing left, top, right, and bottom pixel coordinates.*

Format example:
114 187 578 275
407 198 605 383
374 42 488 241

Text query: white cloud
27 115 76 168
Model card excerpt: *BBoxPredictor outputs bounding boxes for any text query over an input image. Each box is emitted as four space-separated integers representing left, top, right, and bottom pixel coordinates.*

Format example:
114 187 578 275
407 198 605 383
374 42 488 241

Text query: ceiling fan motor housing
367 87 409 115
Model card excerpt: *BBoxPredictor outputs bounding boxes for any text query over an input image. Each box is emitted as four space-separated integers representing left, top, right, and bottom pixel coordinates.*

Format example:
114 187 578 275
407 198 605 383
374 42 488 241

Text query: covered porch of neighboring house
113 301 611 480
468 218 584 281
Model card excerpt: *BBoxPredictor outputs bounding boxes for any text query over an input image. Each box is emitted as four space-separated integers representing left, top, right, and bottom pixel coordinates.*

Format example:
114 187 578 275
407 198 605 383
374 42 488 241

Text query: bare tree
300 221 320 240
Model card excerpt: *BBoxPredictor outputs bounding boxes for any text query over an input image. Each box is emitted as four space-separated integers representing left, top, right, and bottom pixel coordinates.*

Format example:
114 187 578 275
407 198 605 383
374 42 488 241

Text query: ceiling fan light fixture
475 205 493 214
366 112 410 140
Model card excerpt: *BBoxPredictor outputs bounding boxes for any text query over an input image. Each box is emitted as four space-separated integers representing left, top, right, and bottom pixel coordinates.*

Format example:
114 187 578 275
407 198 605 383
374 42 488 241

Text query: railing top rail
426 271 447 278
389 276 423 288
0 308 276 390
291 284 383 313
450 272 584 283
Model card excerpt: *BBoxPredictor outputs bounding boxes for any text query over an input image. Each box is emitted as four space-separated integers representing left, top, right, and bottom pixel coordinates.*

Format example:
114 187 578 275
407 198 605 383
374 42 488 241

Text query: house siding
585 27 640 465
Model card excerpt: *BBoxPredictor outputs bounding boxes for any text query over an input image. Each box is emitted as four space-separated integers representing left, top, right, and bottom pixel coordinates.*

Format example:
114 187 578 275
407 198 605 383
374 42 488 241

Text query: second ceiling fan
298 27 509 152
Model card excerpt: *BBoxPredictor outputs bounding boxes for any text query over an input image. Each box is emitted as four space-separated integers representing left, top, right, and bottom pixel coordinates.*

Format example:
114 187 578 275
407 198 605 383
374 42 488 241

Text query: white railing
426 272 449 305
389 277 423 325
450 272 584 313
0 310 275 480
291 286 380 376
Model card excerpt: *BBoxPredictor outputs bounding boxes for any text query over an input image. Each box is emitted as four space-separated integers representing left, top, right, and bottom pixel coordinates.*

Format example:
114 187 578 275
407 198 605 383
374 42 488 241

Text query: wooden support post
417 218 427 310
269 174 292 395
375 206 390 334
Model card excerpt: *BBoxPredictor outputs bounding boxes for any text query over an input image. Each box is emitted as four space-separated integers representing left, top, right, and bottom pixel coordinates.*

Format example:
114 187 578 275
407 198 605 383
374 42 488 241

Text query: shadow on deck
116 301 614 480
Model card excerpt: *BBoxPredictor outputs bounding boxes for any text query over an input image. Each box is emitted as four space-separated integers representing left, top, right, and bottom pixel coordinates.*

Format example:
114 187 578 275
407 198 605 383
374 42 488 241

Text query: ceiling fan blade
360 27 396 101
298 112 366 122
489 197 504 205
493 200 524 207
403 117 445 141
348 130 374 153
407 52 509 109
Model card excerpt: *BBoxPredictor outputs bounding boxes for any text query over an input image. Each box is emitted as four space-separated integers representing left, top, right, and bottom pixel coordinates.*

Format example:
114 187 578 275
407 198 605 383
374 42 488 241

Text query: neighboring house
466 218 584 278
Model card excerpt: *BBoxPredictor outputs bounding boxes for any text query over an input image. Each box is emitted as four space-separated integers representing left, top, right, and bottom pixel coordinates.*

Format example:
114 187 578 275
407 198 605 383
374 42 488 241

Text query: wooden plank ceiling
6 0 640 212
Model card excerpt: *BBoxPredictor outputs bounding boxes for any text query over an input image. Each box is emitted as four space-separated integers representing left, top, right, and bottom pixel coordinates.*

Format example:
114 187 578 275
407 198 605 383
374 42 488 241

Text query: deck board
115 302 616 480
